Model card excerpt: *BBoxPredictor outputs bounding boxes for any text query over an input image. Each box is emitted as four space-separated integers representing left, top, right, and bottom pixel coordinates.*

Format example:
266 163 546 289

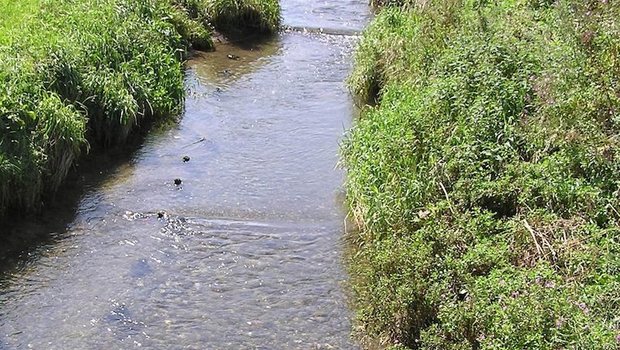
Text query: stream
0 1 370 348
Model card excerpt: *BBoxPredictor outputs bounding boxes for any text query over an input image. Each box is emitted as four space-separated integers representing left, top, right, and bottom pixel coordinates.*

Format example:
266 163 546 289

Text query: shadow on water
0 136 145 275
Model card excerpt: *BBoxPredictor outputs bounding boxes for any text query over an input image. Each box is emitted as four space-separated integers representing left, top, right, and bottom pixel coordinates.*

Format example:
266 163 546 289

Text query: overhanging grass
345 0 620 348
0 0 279 216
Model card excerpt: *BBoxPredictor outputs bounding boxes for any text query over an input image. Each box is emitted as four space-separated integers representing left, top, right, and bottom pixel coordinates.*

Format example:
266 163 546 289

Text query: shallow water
0 1 370 349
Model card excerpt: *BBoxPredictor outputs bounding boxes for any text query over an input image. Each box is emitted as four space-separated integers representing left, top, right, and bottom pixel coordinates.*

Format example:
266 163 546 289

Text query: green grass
0 0 39 44
345 0 620 348
205 0 281 34
0 0 279 216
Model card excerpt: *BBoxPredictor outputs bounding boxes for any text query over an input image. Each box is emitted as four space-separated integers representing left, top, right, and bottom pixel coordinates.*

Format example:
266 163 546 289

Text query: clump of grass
169 0 281 37
204 0 280 35
346 0 620 348
0 0 279 216
348 0 465 103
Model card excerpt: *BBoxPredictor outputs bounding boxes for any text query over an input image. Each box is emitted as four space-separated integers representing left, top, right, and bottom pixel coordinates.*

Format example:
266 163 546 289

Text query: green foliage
204 0 281 35
346 0 620 348
348 0 468 103
0 0 39 44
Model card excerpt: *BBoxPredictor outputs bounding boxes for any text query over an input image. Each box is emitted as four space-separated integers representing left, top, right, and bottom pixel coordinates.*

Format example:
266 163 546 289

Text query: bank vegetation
345 0 620 348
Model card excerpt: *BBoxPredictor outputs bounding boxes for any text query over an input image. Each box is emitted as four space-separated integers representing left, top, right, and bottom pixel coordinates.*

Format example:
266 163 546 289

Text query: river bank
0 0 279 218
346 0 620 348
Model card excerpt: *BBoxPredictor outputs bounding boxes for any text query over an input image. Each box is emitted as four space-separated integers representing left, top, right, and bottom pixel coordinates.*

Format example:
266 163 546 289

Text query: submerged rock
129 259 153 278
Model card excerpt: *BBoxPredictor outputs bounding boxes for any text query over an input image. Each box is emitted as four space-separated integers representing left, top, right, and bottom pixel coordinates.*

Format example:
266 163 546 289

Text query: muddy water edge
0 1 370 349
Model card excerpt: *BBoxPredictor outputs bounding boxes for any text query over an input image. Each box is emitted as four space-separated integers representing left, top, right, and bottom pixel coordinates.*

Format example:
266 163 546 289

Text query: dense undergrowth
0 0 279 216
345 0 620 348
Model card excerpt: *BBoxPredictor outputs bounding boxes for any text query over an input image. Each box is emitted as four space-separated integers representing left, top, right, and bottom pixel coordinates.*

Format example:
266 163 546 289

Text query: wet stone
129 259 153 278
174 178 182 186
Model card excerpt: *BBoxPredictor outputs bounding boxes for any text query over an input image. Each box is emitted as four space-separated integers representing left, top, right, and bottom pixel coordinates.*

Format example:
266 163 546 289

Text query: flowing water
0 1 370 349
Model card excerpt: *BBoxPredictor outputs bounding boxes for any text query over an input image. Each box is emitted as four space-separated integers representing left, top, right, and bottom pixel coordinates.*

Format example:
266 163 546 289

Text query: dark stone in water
157 211 165 219
182 156 190 162
129 258 153 278
174 178 182 186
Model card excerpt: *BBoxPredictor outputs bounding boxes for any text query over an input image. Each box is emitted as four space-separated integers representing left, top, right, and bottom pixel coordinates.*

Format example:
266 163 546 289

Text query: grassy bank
345 0 620 348
0 0 279 216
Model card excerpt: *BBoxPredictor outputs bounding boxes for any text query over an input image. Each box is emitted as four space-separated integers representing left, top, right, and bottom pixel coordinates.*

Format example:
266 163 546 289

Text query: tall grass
205 0 280 34
0 0 279 216
346 0 620 348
